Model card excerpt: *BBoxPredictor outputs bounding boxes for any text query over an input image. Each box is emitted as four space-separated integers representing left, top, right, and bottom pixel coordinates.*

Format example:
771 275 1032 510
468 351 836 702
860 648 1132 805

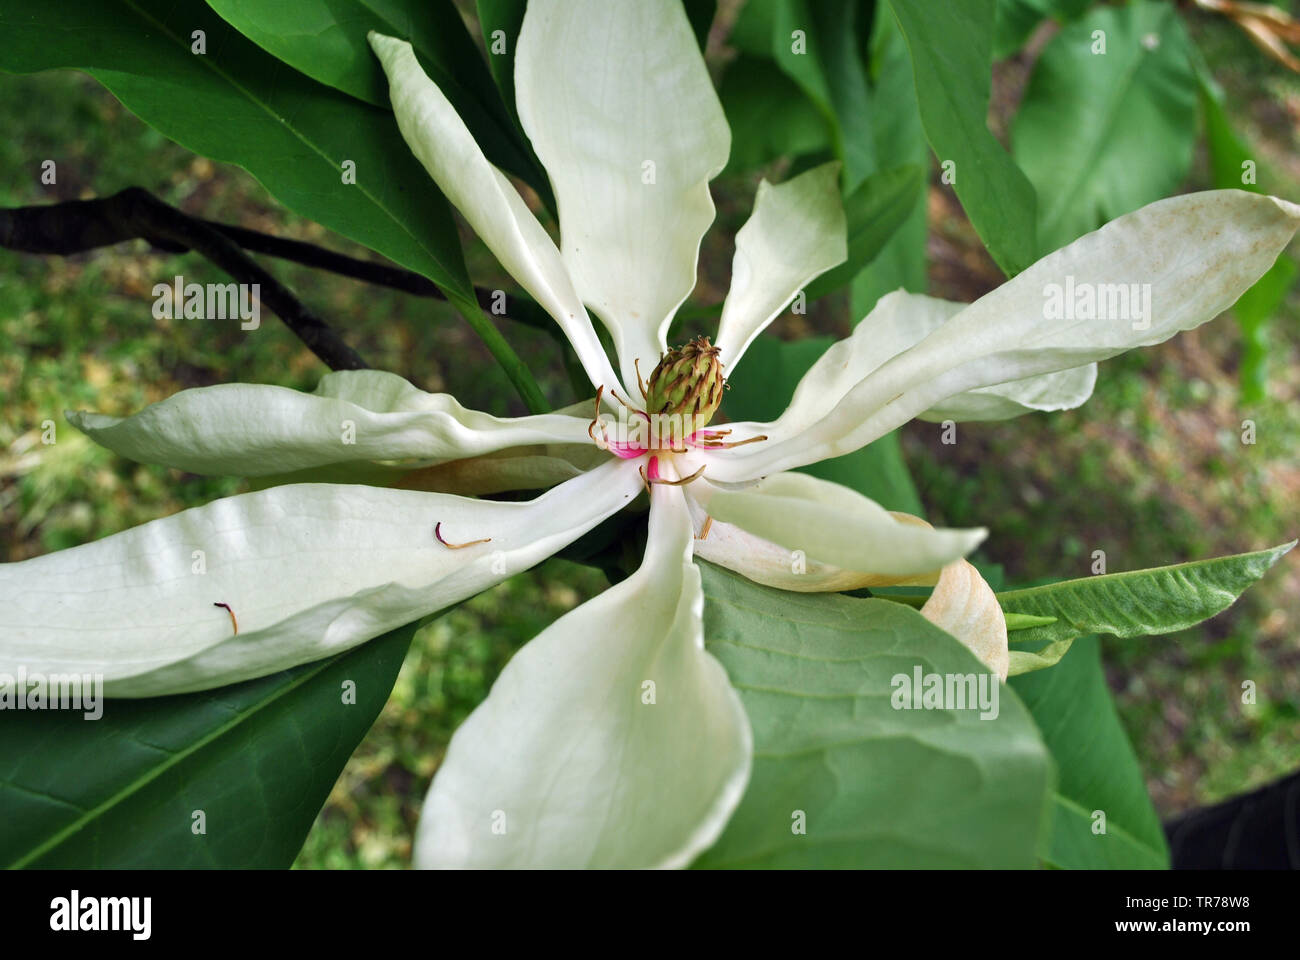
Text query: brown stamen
697 515 714 541
435 522 492 549
213 602 238 635
635 358 648 401
587 385 606 444
696 434 768 450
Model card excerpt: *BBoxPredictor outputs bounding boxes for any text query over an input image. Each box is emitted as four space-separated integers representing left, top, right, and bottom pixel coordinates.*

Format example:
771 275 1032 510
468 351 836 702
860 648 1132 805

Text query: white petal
917 364 1098 423
921 560 1009 681
68 370 592 476
692 471 985 577
714 163 847 371
368 33 622 392
708 291 1097 479
0 459 641 697
712 191 1300 479
686 496 938 591
515 0 730 389
416 485 752 868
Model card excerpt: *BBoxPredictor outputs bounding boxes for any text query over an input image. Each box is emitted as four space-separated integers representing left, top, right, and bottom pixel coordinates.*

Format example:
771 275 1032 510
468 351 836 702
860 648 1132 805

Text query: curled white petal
416 485 752 868
710 190 1300 480
368 32 621 392
69 370 591 476
693 471 985 577
921 560 1009 681
0 459 641 697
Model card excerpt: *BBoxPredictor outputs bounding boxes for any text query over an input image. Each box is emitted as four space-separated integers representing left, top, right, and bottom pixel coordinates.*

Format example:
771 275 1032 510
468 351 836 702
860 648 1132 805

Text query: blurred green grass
2 23 1298 869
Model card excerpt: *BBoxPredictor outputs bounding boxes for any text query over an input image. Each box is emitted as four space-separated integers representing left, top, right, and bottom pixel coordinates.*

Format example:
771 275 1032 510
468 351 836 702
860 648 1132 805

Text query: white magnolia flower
4 0 1298 869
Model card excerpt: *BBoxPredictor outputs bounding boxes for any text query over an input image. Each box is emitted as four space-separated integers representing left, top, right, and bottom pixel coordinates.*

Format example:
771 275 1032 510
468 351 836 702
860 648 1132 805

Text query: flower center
585 337 766 463
642 335 725 433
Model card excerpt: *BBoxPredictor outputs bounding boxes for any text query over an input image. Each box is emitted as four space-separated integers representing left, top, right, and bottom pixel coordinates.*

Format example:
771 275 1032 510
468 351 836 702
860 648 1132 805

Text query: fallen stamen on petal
435 522 492 549
697 515 714 541
213 601 238 635
692 433 768 450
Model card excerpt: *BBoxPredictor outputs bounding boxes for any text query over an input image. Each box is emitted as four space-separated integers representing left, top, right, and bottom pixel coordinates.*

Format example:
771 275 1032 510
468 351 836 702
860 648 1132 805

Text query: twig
0 187 365 371
0 187 562 373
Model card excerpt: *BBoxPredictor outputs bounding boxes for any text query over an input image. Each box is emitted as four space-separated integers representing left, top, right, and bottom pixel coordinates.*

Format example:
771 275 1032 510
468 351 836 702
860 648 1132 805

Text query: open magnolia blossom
4 0 1298 869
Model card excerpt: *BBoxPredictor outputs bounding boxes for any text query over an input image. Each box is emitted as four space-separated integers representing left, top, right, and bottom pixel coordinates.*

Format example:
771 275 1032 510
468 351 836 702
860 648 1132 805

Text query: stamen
635 358 648 401
697 515 714 541
213 601 238 635
608 387 642 416
692 433 769 450
435 522 492 549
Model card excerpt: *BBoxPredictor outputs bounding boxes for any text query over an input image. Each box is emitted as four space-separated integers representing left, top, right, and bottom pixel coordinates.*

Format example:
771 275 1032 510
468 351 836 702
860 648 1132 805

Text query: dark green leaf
205 0 545 194
719 54 830 174
1010 637 1168 868
1011 0 1198 255
851 7 929 316
998 542 1295 647
1 623 416 867
886 0 1038 276
683 0 716 50
739 0 876 190
693 561 1052 868
476 0 525 120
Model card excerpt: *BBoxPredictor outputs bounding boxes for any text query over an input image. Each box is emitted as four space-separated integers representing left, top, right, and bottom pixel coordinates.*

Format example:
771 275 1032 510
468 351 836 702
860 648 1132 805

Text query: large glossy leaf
204 0 546 193
1 622 416 868
851 8 928 317
693 562 1051 868
735 0 875 190
719 53 830 174
1009 637 1168 869
998 543 1295 648
1011 0 1197 254
724 334 922 514
0 0 546 411
475 0 525 124
886 0 1037 276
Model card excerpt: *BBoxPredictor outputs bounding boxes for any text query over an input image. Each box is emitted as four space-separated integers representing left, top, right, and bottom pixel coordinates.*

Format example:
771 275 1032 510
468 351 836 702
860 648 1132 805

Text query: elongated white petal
712 191 1300 480
0 459 641 697
68 369 592 476
830 292 1098 423
921 560 1009 681
686 496 938 591
714 163 847 371
416 485 751 868
515 0 730 389
693 471 985 577
709 292 1097 478
368 33 621 392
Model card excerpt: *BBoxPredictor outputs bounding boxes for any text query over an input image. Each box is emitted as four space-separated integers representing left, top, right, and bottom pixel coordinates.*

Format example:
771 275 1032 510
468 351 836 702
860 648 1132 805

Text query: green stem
447 292 550 414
